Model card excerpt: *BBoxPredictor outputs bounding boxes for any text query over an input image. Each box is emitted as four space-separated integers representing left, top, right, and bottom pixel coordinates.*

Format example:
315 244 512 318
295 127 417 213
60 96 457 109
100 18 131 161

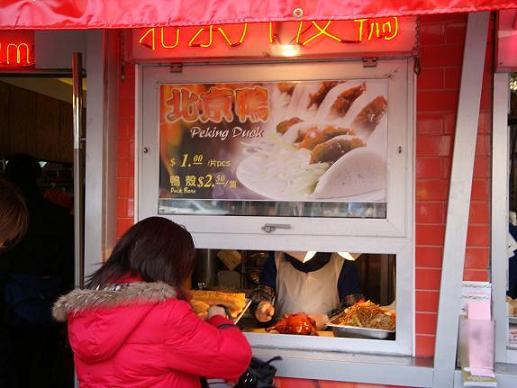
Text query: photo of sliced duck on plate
237 79 389 201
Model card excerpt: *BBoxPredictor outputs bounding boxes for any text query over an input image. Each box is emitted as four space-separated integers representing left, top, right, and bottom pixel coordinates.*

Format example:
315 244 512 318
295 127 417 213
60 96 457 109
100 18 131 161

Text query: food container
326 322 395 339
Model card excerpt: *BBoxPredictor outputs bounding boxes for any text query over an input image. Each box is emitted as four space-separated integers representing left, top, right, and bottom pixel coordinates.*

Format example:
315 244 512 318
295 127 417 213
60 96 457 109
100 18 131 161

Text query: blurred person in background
0 177 28 387
0 178 27 250
1 154 74 388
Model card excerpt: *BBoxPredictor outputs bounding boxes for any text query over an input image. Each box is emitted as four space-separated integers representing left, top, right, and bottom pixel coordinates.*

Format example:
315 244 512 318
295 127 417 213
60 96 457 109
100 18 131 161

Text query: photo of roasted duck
351 96 388 137
276 117 303 135
310 135 365 164
190 290 246 319
331 300 395 331
277 82 297 96
266 313 318 336
297 126 354 150
236 79 388 201
329 82 366 118
307 81 344 109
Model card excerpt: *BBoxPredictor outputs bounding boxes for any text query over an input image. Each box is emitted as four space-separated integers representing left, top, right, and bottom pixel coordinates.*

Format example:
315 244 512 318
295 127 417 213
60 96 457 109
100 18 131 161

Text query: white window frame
492 72 517 363
135 60 415 356
137 61 413 239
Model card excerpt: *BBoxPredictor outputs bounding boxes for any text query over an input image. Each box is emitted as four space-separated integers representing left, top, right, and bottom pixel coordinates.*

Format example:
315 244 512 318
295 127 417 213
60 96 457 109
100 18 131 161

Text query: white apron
275 252 344 316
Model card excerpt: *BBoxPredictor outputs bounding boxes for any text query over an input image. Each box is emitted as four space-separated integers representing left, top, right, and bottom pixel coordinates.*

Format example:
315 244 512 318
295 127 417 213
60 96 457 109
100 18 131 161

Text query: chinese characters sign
0 31 34 69
131 17 415 61
165 86 269 124
159 79 389 214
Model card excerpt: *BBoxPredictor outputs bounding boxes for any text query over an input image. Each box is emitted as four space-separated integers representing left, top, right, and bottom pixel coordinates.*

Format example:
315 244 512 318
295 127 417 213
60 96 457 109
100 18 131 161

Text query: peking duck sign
158 79 389 218
151 19 409 218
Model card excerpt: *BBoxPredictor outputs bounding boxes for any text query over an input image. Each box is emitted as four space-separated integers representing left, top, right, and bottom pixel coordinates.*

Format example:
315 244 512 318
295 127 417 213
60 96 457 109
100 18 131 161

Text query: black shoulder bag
200 356 281 388
234 356 282 388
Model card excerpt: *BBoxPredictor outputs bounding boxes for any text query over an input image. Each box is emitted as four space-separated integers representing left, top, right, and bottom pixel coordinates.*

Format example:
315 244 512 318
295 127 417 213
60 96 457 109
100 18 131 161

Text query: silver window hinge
169 63 183 73
362 57 378 68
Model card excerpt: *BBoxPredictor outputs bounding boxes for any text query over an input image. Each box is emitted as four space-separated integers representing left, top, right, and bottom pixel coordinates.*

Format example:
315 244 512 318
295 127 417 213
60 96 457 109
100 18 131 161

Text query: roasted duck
277 82 296 96
307 81 344 109
310 135 365 164
351 96 388 136
276 117 303 135
297 126 354 150
266 313 318 336
329 83 366 118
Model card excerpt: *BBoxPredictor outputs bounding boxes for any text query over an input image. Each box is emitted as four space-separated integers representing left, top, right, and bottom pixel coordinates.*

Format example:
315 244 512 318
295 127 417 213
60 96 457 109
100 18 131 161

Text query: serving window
138 61 413 238
188 245 411 355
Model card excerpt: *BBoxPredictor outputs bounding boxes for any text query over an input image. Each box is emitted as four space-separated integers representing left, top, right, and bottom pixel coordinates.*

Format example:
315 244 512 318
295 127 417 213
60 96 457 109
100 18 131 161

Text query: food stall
133 18 414 361
2 1 517 387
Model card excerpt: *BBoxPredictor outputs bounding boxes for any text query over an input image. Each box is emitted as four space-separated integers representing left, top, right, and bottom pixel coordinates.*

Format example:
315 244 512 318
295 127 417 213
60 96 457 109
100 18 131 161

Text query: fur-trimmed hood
53 281 179 363
52 281 177 322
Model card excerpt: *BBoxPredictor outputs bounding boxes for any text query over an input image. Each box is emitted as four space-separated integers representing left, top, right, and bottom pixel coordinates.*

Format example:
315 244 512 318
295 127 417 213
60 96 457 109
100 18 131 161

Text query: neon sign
0 31 34 68
129 17 416 62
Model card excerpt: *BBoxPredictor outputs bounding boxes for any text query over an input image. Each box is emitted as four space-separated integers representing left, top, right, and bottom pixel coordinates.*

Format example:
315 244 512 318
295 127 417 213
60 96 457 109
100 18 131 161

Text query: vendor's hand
308 314 329 330
255 301 275 322
208 305 228 319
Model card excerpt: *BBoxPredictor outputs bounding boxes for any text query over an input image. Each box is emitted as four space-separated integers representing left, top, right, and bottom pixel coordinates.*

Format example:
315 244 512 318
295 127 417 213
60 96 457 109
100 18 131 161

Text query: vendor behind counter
251 251 363 324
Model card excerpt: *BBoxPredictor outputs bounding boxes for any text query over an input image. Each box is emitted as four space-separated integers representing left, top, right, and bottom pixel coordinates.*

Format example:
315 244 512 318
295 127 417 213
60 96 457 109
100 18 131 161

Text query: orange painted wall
115 12 493 385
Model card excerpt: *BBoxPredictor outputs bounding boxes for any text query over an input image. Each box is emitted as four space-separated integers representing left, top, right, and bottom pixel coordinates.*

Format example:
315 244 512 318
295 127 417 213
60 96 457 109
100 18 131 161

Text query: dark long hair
87 217 195 299
0 178 28 250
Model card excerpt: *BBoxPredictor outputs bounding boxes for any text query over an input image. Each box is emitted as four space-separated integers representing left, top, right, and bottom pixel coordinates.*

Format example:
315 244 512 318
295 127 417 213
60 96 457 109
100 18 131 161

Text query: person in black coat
0 177 28 388
0 154 74 388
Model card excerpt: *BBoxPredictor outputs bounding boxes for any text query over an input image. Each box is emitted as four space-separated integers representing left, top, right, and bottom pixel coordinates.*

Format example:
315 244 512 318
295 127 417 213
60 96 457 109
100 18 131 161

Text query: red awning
1 0 516 29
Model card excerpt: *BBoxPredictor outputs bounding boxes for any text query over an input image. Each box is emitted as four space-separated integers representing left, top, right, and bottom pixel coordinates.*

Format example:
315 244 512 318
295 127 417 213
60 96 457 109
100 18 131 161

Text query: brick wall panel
420 24 445 45
465 247 490 269
420 45 464 68
416 313 438 335
416 202 445 224
416 268 442 290
417 113 444 135
416 157 447 179
418 68 444 90
416 246 444 268
416 335 436 357
416 180 449 201
417 90 459 112
416 290 440 312
463 269 489 282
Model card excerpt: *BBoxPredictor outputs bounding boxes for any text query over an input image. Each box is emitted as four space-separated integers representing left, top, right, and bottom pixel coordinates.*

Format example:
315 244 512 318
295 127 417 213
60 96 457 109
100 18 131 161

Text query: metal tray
509 316 517 325
326 323 395 339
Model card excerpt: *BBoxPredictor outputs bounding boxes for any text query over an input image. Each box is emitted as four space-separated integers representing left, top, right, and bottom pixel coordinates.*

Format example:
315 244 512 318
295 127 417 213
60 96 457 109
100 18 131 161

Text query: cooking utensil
233 298 252 324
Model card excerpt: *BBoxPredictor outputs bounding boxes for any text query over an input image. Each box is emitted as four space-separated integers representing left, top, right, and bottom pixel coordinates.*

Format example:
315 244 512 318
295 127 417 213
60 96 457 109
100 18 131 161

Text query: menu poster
158 79 388 209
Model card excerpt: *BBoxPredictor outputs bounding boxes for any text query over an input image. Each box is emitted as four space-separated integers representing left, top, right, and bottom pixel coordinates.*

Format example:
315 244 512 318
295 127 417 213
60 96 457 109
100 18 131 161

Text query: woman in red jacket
53 217 251 387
